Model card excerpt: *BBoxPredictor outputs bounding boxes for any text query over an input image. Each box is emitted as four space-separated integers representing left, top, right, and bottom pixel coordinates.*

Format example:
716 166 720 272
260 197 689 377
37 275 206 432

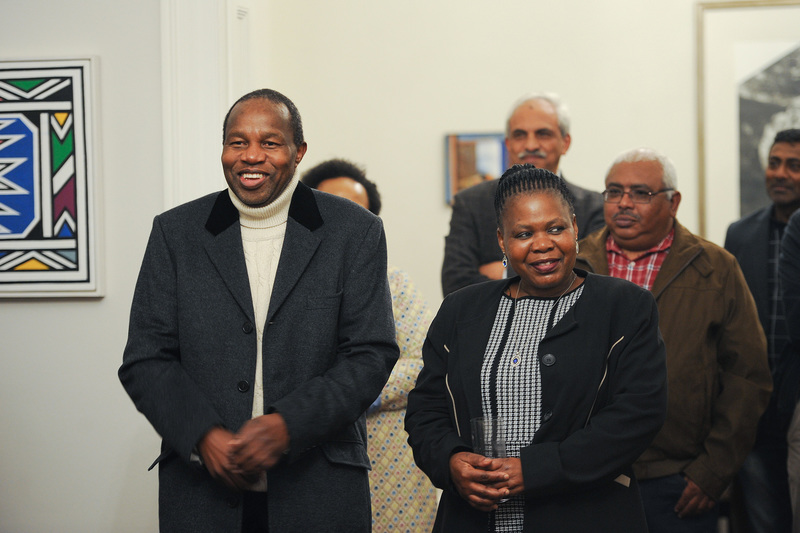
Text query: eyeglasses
602 187 674 204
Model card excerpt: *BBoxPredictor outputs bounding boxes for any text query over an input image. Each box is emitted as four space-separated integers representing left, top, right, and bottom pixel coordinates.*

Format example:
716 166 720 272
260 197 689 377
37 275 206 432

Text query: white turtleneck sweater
227 175 299 491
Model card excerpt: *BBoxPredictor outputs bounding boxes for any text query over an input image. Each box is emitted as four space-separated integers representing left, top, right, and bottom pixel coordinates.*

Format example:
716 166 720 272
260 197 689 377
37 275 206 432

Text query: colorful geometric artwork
0 59 101 297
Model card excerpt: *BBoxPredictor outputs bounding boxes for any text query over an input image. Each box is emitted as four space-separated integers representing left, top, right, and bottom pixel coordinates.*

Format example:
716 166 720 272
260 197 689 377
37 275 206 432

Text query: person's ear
669 191 681 217
561 133 572 154
294 142 308 165
497 227 505 255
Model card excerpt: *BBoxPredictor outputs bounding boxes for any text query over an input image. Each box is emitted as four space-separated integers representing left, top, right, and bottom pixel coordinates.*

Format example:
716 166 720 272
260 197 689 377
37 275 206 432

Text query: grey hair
506 93 571 138
607 148 678 199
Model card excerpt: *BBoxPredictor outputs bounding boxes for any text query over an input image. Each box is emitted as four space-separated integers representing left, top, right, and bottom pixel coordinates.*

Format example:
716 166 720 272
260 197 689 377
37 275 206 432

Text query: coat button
237 380 250 393
226 496 240 508
242 322 254 334
542 354 556 366
542 410 553 422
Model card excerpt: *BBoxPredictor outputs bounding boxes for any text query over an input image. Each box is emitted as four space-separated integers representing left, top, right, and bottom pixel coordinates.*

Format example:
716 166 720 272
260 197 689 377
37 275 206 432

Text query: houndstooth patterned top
480 285 584 532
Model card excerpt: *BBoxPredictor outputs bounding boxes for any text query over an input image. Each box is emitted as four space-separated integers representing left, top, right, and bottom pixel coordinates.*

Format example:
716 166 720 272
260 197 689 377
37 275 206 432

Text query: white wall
0 1 163 531
0 0 747 531
253 0 706 304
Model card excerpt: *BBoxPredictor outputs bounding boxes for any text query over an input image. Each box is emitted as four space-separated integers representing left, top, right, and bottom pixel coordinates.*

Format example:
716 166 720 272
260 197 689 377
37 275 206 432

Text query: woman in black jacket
405 165 668 532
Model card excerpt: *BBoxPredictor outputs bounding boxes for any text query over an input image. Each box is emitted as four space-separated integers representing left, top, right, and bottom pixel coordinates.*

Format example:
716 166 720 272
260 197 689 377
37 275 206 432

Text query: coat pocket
306 292 343 309
320 439 370 469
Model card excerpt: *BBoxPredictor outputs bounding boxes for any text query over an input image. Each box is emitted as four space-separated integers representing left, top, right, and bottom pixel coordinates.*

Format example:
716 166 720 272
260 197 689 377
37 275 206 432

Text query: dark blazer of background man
724 128 800 533
441 93 604 296
119 89 399 533
779 210 800 533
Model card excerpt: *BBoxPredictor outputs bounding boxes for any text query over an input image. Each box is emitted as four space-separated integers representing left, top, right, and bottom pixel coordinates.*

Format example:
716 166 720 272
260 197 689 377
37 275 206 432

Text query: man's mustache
613 210 641 221
517 149 547 159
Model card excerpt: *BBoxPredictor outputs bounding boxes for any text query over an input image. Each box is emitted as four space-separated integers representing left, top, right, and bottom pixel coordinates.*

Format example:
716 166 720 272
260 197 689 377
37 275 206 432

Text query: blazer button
242 322 254 334
542 354 556 366
237 380 250 393
542 410 553 422
226 495 240 508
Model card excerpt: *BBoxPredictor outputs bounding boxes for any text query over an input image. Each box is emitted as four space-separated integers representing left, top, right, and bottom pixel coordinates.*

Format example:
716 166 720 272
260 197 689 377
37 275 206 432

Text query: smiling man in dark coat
119 89 399 533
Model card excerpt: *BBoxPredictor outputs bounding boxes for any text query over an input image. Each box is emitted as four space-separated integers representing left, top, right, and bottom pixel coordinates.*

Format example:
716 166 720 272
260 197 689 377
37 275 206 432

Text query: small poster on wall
445 133 508 204
0 58 101 298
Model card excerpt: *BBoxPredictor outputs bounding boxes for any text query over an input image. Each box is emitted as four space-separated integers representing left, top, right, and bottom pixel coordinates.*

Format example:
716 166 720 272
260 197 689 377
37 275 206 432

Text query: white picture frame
0 58 102 297
696 0 800 243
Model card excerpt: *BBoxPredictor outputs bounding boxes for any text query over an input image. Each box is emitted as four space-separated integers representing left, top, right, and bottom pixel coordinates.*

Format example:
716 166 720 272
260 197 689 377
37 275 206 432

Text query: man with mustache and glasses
441 93 604 296
724 128 800 533
575 147 771 533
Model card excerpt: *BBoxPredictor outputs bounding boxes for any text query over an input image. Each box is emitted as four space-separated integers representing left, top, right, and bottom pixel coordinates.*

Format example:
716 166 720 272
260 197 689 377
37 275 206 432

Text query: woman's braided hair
494 164 575 229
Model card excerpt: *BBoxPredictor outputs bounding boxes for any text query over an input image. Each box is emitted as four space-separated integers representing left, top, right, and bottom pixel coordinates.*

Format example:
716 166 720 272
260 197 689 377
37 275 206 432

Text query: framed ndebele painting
0 58 102 297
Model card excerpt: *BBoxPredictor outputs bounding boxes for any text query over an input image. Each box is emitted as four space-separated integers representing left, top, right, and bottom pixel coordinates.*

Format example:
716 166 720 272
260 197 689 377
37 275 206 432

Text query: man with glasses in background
576 147 771 533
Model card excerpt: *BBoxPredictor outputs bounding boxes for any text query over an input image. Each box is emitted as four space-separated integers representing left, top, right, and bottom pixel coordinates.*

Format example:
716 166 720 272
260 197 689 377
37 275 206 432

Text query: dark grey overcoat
120 183 399 532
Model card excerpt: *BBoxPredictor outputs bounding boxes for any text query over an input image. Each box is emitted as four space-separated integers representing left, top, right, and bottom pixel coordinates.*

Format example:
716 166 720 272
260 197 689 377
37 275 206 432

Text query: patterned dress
367 267 439 532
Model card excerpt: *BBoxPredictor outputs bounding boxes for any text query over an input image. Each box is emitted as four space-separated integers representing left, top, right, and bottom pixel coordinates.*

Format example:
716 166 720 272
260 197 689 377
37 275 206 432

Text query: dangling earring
575 240 580 254
502 254 508 268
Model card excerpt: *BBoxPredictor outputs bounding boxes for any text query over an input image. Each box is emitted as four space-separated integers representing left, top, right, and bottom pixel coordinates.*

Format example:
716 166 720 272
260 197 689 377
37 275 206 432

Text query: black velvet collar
204 181 323 236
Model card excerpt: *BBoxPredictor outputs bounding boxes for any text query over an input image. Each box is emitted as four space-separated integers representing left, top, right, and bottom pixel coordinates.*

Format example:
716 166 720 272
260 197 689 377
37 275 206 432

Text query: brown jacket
576 221 771 499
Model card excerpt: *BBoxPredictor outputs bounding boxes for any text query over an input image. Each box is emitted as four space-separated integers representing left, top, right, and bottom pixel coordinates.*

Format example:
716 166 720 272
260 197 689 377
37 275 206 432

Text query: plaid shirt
606 229 674 291
766 217 789 372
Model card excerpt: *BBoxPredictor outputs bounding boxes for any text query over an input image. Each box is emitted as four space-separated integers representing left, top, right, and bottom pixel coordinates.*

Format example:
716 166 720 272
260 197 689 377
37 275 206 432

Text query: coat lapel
737 208 770 325
267 184 324 322
546 299 580 340
203 191 254 321
200 185 325 325
457 281 507 417
651 221 705 300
